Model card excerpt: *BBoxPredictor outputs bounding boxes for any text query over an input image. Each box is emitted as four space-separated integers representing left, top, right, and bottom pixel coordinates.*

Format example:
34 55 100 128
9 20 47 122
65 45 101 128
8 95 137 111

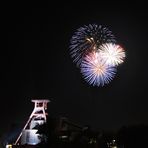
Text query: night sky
1 1 148 137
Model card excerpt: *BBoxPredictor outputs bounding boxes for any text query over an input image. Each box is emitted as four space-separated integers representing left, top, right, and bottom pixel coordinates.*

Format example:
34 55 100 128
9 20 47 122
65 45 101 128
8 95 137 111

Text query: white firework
99 43 126 66
80 51 116 87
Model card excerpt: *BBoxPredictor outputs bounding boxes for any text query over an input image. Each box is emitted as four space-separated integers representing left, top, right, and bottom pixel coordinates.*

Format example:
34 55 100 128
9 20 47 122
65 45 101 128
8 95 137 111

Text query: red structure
14 100 50 146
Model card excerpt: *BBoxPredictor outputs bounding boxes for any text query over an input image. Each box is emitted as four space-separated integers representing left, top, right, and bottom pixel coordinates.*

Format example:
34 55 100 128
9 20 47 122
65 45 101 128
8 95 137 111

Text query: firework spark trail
69 24 126 87
99 43 126 66
80 51 117 86
70 24 116 67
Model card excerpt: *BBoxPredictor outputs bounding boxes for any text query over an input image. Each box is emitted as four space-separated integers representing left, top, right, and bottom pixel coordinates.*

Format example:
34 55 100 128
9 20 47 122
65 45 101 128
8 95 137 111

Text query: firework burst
80 51 116 87
70 24 116 67
99 43 126 66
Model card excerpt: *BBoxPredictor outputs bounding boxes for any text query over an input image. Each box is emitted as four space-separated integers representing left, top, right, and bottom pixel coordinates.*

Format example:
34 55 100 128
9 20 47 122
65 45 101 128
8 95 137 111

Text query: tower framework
14 99 50 145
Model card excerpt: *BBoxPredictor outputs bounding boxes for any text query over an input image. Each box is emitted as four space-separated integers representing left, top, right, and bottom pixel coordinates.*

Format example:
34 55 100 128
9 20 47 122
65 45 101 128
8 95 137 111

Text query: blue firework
80 51 116 87
70 24 116 67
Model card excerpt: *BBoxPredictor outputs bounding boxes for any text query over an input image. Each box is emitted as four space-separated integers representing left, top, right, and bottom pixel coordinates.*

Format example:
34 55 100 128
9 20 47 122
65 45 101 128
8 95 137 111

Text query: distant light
113 139 116 142
6 144 12 148
60 135 68 139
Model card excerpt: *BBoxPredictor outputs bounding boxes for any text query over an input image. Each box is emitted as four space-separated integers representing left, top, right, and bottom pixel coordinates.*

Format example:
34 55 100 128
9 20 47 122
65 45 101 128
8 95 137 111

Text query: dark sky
1 1 148 137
